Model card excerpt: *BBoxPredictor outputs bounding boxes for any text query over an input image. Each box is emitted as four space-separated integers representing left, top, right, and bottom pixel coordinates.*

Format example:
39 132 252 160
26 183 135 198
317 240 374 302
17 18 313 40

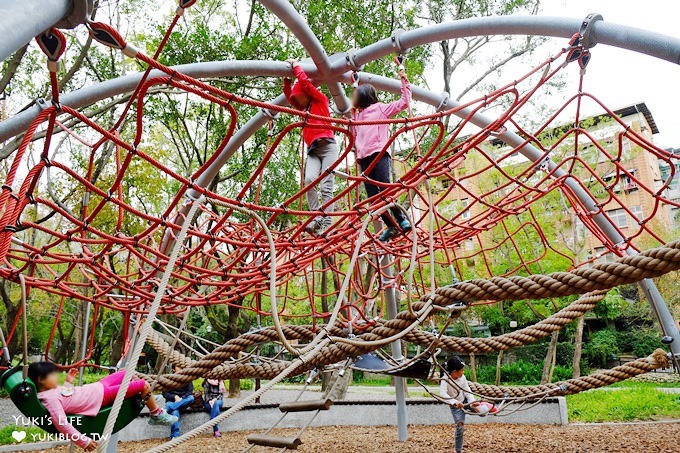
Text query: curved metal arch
348 15 680 69
3 15 680 142
258 0 350 113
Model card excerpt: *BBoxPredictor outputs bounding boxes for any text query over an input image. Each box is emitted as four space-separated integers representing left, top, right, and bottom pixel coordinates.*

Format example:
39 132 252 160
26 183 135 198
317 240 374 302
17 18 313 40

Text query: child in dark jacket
202 378 225 437
283 59 338 235
162 365 194 439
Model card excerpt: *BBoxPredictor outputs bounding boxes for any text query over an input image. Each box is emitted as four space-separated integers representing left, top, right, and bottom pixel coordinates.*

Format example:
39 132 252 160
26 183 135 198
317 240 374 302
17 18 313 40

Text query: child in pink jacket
351 65 412 242
29 361 177 450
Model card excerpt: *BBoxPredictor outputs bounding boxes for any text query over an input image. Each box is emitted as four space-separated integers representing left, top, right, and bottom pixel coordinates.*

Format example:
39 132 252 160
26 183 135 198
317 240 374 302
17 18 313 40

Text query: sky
526 0 680 148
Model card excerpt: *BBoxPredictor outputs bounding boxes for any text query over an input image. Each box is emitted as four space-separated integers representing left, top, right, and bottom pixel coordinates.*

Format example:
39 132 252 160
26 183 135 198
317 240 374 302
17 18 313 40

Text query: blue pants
165 395 194 438
204 399 224 432
450 406 466 453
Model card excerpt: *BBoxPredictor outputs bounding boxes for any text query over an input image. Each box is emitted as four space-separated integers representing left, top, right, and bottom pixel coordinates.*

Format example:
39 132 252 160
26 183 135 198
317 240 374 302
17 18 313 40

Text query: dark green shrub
628 329 662 357
584 329 619 367
474 360 572 385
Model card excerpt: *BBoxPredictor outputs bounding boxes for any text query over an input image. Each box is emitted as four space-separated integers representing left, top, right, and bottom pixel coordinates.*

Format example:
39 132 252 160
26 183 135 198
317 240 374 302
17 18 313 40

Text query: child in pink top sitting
29 361 177 451
351 63 413 242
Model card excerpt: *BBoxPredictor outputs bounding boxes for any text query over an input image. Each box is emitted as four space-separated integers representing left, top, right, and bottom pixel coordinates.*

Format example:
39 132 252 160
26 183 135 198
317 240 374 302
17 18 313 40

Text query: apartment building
430 102 676 264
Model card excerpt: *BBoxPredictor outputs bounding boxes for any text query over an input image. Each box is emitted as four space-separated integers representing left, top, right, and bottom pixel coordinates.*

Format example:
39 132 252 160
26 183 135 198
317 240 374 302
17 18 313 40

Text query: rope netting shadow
0 2 679 451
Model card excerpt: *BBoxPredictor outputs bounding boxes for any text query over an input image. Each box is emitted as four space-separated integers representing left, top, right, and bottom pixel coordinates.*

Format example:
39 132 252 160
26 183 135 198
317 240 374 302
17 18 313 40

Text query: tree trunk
548 337 558 383
0 279 20 358
572 315 585 378
323 368 352 401
541 331 559 384
73 301 86 363
228 378 241 398
320 258 329 314
225 303 242 398
109 322 124 366
462 322 477 381
495 351 503 386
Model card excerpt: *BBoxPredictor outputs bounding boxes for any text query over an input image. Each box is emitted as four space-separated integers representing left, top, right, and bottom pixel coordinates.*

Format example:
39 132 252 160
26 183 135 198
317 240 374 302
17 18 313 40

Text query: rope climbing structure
0 1 679 450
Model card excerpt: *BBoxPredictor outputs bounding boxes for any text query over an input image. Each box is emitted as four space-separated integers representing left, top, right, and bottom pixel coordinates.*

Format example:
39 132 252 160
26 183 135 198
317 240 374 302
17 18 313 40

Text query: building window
670 175 679 192
622 169 638 192
663 166 680 192
461 198 470 220
607 208 627 229
622 138 632 156
630 205 643 223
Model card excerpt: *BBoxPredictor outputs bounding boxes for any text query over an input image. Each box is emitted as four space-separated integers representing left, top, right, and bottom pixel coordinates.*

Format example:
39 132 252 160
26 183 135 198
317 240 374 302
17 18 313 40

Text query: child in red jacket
283 59 338 235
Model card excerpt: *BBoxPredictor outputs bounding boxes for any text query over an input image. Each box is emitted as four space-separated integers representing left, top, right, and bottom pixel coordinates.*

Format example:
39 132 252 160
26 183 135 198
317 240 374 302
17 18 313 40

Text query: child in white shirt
440 356 477 453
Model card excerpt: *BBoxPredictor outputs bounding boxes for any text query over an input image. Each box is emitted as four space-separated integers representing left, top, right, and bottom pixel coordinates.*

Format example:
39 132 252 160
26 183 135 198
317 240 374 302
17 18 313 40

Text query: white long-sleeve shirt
439 374 475 406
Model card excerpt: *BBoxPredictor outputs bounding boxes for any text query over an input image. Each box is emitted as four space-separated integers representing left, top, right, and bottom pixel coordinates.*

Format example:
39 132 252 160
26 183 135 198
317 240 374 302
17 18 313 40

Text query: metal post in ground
70 300 92 453
637 278 680 370
381 253 408 442
105 312 135 453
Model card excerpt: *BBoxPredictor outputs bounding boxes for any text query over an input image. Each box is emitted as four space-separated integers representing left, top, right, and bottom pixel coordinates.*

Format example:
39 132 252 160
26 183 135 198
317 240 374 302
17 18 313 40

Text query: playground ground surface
44 421 680 452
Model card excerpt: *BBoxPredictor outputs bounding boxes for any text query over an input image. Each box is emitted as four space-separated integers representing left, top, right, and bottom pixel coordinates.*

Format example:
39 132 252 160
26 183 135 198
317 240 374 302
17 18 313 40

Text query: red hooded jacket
283 65 335 148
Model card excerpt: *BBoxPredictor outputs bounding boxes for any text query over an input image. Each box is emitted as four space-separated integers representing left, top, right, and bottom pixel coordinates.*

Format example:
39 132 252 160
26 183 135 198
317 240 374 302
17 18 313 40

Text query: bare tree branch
0 44 29 95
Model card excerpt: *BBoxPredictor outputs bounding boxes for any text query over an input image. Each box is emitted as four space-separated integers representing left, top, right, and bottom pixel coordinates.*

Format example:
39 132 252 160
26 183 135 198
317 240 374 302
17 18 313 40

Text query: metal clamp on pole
260 107 280 121
579 13 603 49
56 0 94 29
345 49 363 71
436 92 450 112
391 28 407 54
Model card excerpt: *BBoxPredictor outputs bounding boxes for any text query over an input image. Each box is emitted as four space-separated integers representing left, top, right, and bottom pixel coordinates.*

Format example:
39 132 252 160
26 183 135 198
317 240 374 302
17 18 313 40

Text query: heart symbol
12 430 27 442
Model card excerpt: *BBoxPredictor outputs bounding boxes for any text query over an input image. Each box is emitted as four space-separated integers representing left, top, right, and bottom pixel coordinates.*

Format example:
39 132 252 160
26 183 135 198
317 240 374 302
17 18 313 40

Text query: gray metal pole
637 278 680 365
7 15 680 142
77 301 92 384
350 15 680 68
0 60 290 143
0 326 10 363
258 0 350 112
0 0 71 61
105 313 136 453
69 300 91 453
381 254 408 442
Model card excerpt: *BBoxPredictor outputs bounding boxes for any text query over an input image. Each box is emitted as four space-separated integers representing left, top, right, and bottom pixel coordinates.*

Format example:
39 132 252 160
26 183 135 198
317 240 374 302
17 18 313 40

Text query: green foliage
593 289 626 320
610 380 680 389
616 329 662 358
567 387 680 422
475 360 572 385
584 329 619 367
354 375 392 386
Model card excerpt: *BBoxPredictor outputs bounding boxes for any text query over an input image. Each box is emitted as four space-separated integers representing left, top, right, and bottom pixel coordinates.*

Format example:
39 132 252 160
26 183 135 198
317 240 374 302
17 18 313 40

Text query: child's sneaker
214 430 222 437
398 219 412 233
148 408 179 425
379 227 398 242
317 216 332 235
304 219 321 235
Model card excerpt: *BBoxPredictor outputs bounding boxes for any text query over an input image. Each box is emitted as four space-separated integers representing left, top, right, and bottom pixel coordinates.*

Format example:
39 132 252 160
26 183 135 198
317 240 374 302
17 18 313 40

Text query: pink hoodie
38 382 104 448
352 76 411 160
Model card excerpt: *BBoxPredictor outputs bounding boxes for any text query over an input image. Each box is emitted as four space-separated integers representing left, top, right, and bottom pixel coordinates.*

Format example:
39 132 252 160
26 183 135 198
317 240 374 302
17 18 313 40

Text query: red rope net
0 15 678 364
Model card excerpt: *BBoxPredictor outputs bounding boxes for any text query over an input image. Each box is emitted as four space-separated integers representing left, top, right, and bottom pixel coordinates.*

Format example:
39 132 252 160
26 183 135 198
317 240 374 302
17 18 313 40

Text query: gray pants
450 405 466 452
304 141 338 222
